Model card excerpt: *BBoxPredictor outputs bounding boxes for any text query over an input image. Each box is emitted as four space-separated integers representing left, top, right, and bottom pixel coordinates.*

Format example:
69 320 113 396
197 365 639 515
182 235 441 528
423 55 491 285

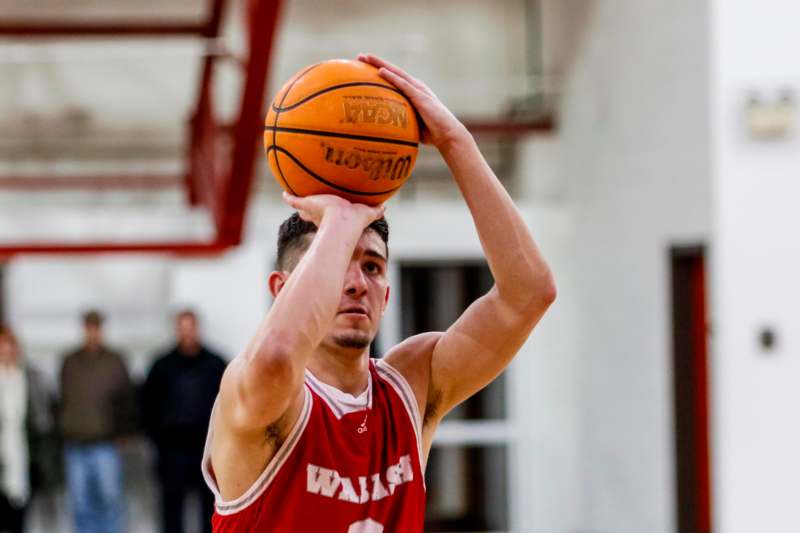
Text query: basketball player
202 54 556 532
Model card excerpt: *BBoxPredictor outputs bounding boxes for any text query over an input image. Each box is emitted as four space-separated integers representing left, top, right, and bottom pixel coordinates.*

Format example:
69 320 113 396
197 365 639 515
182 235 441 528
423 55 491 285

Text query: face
84 323 102 348
176 314 200 350
0 335 19 366
271 229 390 353
326 230 390 351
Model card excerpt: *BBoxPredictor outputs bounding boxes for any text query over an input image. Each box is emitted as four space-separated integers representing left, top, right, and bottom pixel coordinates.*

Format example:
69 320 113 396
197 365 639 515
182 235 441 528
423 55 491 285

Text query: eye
364 261 382 275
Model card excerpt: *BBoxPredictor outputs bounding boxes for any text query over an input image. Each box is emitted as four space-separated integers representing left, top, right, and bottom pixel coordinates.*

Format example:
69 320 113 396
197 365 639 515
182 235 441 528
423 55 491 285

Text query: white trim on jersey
201 386 314 516
304 367 373 419
373 359 425 484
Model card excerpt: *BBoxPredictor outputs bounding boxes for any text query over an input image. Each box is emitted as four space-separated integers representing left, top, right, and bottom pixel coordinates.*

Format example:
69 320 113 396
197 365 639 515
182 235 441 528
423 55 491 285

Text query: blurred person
0 326 58 533
59 310 136 533
201 55 556 531
142 310 226 533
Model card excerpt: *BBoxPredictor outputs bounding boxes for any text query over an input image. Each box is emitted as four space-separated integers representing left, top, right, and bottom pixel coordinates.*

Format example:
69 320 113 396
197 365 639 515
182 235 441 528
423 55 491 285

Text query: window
400 262 509 532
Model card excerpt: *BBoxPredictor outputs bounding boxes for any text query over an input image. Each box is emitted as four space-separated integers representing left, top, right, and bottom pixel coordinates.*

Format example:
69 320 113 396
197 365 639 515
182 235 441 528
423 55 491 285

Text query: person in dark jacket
59 310 137 533
0 325 59 533
142 309 226 533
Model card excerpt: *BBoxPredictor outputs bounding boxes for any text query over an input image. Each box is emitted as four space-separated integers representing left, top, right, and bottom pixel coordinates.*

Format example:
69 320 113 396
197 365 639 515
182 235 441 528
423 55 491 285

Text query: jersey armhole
373 359 426 481
201 386 314 516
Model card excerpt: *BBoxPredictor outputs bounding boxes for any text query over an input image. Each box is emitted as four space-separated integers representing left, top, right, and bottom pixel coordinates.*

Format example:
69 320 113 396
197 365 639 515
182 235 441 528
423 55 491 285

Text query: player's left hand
282 191 385 229
357 53 470 150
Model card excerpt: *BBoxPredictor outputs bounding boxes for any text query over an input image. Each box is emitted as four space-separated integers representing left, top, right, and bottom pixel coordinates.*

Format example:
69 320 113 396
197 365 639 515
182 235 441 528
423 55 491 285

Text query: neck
307 345 370 396
179 342 201 356
84 342 102 352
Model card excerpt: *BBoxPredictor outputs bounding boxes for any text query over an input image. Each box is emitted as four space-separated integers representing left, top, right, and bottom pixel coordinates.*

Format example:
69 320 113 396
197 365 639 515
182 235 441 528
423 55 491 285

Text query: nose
343 261 368 297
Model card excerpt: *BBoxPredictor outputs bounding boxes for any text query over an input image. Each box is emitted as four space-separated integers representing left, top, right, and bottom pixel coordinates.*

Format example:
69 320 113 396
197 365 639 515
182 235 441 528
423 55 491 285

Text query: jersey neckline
304 363 374 419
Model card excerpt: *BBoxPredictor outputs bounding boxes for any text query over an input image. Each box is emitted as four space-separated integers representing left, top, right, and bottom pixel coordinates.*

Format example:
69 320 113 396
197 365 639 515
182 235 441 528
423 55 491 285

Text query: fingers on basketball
358 54 429 95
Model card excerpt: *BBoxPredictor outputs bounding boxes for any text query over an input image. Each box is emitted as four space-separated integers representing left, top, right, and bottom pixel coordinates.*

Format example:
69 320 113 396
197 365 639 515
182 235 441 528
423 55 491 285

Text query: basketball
264 59 420 205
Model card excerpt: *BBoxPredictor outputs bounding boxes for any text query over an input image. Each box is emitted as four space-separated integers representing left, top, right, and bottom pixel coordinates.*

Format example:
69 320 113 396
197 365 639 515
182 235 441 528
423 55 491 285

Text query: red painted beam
217 116 557 137
0 21 207 37
186 60 216 209
184 0 228 210
462 116 556 135
204 0 227 37
0 241 231 257
216 0 284 245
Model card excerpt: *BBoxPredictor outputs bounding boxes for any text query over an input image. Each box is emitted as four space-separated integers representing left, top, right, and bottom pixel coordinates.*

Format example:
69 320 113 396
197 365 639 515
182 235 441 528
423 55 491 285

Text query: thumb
282 191 300 208
372 203 386 220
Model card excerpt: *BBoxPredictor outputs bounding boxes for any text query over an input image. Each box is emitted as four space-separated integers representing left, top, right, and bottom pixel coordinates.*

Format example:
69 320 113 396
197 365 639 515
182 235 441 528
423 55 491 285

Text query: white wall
710 1 800 531
270 0 528 118
559 0 711 531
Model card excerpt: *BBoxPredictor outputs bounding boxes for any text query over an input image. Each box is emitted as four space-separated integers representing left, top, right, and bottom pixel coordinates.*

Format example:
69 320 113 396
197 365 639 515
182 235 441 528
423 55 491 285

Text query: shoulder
382 332 443 417
61 348 81 363
60 350 83 373
104 349 131 376
146 352 173 375
384 332 442 372
153 347 178 364
203 348 228 368
105 348 127 363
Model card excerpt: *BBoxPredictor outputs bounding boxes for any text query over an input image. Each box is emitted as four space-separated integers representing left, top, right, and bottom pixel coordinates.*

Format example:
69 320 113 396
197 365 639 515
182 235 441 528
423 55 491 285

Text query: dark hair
276 212 389 271
83 309 104 326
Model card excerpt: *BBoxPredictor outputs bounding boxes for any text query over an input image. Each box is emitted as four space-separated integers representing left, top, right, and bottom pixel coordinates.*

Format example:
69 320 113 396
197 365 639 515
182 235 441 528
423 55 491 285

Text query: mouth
338 305 369 317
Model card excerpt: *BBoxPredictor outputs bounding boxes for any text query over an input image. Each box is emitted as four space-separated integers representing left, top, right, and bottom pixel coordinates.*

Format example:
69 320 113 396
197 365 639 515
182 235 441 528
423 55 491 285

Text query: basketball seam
267 146 404 196
271 81 406 112
270 62 325 195
264 126 418 148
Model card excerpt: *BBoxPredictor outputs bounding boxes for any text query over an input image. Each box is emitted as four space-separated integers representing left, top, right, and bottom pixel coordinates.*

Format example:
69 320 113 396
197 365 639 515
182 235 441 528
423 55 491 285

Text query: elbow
250 344 301 388
539 272 557 307
494 270 556 321
512 271 557 317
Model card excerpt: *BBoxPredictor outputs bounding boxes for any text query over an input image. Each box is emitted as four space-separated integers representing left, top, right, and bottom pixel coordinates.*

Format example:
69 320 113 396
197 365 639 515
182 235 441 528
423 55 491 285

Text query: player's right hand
357 53 469 150
282 192 385 228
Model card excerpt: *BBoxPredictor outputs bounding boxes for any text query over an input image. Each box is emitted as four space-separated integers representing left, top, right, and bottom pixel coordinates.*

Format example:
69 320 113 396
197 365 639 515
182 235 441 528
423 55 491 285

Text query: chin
332 331 373 350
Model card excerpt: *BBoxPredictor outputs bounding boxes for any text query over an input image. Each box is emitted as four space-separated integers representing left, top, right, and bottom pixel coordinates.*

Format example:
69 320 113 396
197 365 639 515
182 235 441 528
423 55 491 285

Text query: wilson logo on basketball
342 97 408 129
322 144 412 182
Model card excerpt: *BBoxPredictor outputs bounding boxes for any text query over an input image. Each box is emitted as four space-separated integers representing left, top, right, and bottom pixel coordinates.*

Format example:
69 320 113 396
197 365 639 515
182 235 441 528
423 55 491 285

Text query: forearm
440 133 555 309
243 209 365 367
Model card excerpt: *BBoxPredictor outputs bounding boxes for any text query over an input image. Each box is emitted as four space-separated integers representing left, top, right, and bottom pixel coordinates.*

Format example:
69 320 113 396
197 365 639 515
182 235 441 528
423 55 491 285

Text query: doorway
671 246 712 533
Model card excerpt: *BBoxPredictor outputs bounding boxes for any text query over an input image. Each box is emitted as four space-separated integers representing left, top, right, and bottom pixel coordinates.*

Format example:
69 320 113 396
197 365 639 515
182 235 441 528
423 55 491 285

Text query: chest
282 385 423 504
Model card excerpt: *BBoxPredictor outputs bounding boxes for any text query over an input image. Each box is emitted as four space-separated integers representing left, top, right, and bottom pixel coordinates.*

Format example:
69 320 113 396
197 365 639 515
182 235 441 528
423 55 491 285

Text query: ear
268 271 288 299
381 285 390 315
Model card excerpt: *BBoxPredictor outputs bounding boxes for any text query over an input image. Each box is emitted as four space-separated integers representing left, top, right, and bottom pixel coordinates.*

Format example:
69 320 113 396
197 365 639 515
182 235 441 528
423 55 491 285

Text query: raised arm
361 54 556 420
217 194 384 434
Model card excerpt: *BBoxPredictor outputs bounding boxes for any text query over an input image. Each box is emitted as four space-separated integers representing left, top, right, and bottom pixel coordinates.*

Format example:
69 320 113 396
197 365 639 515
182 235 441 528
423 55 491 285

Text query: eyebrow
364 248 387 262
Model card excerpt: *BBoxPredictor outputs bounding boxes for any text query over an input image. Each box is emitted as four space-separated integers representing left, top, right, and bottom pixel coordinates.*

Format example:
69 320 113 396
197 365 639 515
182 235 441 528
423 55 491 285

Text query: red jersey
202 359 426 532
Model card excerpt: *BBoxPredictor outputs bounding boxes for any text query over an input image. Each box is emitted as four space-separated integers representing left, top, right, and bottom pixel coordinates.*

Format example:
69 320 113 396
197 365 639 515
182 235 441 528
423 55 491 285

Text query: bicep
429 286 545 417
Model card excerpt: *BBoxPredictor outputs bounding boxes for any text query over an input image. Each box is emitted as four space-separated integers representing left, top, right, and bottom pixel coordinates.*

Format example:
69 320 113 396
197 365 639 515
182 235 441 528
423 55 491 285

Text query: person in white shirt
0 326 57 533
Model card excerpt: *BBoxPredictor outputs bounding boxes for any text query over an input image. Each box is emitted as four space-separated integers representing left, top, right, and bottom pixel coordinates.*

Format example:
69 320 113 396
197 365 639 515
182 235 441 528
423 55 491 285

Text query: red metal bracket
0 0 285 257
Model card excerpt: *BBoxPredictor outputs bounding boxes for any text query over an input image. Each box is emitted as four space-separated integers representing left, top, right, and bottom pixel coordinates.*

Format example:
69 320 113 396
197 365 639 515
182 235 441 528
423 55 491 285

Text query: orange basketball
264 59 420 205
